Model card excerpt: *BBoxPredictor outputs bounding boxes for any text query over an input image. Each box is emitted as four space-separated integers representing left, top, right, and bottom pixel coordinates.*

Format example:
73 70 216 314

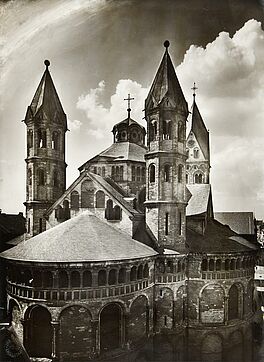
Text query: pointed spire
26 60 66 125
191 85 210 161
145 41 188 113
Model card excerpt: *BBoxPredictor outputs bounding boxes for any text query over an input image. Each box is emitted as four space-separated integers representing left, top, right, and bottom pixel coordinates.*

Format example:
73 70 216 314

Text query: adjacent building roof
0 212 26 251
0 211 158 263
187 218 258 253
190 99 210 160
145 43 188 113
214 212 255 235
186 184 211 216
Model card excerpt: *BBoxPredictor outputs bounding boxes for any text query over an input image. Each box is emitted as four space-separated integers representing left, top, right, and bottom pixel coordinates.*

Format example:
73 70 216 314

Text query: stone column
91 320 100 357
51 321 59 361
224 296 229 324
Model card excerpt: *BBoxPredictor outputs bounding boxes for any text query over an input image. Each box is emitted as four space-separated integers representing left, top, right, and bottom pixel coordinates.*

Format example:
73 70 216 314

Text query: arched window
116 166 120 181
141 167 146 182
167 260 174 273
83 270 92 287
111 166 115 179
163 120 172 140
59 271 69 288
38 129 47 148
186 149 189 158
23 269 33 286
194 173 203 184
120 166 124 181
216 259 221 271
96 190 105 208
98 270 107 286
108 269 117 285
38 168 45 186
178 123 184 142
105 199 113 220
130 266 137 281
165 213 169 235
97 167 101 176
178 211 182 235
118 268 126 284
137 265 143 279
201 259 208 271
159 261 165 273
194 148 199 158
178 165 183 183
114 205 121 220
186 173 188 183
52 131 59 150
63 200 70 220
43 271 53 288
102 167 106 177
71 271 80 288
149 164 155 183
143 264 149 278
209 259 215 271
225 259 230 271
137 167 141 182
164 164 171 182
132 166 136 181
28 129 33 148
70 191 79 210
81 180 94 208
230 259 236 270
28 169 32 185
150 120 157 142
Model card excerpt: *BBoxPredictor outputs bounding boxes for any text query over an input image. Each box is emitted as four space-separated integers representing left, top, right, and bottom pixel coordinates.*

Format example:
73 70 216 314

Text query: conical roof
145 41 188 113
0 211 158 263
191 99 210 160
25 60 66 125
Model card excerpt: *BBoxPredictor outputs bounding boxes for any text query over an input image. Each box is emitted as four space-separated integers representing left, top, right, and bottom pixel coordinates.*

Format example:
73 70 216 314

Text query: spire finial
124 93 135 119
44 59 50 69
191 82 198 99
164 40 170 51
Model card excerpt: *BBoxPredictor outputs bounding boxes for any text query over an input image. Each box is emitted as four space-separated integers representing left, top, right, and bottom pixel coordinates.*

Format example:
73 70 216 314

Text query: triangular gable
186 131 206 161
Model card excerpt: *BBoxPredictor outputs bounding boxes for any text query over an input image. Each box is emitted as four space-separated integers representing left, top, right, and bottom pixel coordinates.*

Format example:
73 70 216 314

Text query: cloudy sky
0 0 264 218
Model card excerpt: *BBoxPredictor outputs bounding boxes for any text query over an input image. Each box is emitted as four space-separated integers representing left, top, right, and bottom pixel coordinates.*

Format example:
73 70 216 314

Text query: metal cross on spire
124 94 134 118
191 82 198 99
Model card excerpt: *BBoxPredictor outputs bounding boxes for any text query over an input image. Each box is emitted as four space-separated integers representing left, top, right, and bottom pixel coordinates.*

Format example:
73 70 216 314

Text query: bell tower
144 41 189 250
24 60 67 236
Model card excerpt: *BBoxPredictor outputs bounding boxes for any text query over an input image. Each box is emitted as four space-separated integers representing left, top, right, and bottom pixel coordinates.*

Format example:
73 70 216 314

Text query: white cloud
77 79 148 138
177 19 264 217
68 119 82 131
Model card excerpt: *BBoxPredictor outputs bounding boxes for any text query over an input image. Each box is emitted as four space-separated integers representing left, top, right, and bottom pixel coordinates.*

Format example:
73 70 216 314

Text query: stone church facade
0 42 261 361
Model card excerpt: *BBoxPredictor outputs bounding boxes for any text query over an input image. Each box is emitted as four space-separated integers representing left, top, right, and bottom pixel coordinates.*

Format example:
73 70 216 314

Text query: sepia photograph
0 0 264 361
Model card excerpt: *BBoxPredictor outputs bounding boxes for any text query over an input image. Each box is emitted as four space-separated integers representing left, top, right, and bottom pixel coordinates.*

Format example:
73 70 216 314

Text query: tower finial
191 82 198 99
124 94 135 119
44 59 50 69
164 40 170 51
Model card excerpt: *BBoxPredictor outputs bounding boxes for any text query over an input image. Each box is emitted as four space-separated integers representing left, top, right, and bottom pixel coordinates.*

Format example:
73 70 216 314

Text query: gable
186 131 206 161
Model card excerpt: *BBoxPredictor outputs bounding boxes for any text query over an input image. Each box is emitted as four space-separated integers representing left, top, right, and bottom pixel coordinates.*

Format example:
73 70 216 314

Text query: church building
0 41 261 362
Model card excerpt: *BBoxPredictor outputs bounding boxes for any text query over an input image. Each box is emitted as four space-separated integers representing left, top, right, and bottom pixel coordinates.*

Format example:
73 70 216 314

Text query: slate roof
186 184 211 216
112 117 145 131
190 99 210 160
214 212 255 235
79 142 146 171
24 62 67 127
145 45 188 113
187 218 258 253
0 211 158 263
